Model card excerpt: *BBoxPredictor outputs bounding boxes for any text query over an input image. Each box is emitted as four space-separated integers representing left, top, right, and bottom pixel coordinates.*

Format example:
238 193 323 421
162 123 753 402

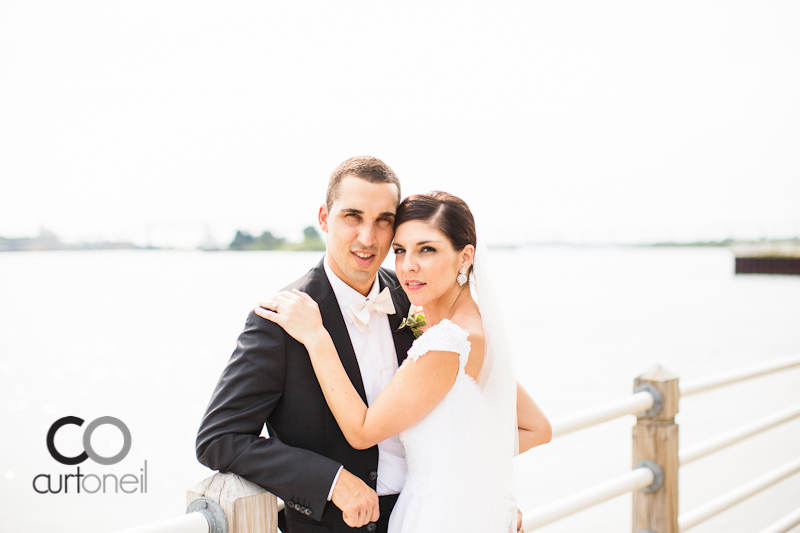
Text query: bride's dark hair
394 191 477 275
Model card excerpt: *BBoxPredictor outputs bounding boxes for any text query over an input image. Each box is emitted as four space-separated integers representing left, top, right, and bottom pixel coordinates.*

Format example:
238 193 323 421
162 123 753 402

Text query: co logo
47 416 132 466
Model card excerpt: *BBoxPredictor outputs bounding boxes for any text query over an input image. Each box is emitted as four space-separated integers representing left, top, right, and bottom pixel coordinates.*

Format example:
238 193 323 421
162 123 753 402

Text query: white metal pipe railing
679 404 800 466
113 512 209 533
550 391 654 438
523 466 654 530
755 507 800 533
547 355 800 440
678 456 800 531
680 354 800 397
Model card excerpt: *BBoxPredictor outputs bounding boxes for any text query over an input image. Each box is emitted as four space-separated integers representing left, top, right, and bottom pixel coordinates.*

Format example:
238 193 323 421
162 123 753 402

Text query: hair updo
394 191 477 275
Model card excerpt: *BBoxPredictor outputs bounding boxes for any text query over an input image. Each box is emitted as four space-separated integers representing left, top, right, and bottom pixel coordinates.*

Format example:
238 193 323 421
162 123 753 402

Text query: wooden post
187 472 278 533
632 365 679 533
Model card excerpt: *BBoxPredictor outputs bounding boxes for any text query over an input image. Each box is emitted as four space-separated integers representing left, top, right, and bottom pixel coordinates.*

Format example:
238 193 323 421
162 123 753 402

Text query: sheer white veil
469 239 520 531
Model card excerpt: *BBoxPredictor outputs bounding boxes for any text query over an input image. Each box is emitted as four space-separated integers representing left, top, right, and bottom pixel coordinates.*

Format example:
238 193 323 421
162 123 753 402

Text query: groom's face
319 176 399 296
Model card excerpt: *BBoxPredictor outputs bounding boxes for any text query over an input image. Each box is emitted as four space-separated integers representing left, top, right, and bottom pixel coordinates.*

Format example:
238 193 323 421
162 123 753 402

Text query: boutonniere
398 304 426 338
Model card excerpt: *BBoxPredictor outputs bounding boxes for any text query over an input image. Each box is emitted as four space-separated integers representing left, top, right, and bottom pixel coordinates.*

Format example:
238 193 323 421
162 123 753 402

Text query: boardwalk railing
523 353 800 533
114 473 278 533
113 354 800 533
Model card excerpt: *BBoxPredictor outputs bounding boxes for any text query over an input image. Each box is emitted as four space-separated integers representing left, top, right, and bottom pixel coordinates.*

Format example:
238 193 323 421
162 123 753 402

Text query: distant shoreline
0 226 326 253
3 236 799 256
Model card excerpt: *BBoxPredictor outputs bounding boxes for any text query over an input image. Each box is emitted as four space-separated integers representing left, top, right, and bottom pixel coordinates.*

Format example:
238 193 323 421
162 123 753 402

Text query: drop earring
457 267 467 286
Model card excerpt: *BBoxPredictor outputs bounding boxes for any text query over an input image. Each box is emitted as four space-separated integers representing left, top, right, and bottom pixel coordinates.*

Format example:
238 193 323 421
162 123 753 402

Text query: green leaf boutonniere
398 305 426 338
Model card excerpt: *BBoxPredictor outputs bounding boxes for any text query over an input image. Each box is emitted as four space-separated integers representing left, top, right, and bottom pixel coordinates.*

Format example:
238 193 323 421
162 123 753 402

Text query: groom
196 156 416 533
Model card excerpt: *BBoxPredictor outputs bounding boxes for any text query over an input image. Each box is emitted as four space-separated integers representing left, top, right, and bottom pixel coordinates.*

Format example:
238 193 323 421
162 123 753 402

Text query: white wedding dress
387 319 511 533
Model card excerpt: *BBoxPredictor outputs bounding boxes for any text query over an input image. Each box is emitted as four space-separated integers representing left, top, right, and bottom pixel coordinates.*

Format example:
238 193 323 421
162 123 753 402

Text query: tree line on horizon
228 226 326 251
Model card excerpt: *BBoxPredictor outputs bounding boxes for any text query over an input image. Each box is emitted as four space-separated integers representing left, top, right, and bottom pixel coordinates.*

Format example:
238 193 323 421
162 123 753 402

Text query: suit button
304 508 312 516
367 524 377 531
369 471 378 481
286 501 295 509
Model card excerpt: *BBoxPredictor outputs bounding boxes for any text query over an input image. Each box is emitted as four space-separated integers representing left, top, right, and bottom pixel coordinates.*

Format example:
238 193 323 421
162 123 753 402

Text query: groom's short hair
326 156 401 211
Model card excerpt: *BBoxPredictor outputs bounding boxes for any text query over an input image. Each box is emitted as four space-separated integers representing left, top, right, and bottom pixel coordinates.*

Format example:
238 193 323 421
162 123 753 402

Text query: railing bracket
635 460 664 494
187 497 228 533
635 384 663 418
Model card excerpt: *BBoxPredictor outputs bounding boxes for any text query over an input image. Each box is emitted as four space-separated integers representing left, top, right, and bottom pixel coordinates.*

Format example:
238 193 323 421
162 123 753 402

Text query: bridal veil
466 240 520 531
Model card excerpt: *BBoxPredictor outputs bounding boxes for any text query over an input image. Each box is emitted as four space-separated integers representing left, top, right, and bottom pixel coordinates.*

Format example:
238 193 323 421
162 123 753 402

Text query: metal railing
522 353 800 532
680 354 800 397
679 456 800 531
546 354 800 441
113 511 212 533
679 404 800 466
756 507 800 533
550 390 655 438
523 465 656 529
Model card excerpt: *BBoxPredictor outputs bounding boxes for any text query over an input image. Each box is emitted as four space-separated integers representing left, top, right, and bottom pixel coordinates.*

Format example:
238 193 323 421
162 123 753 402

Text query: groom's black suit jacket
196 257 415 532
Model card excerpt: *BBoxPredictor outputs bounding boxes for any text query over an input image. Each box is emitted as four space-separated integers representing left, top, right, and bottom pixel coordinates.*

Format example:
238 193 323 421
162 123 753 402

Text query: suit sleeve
196 309 341 521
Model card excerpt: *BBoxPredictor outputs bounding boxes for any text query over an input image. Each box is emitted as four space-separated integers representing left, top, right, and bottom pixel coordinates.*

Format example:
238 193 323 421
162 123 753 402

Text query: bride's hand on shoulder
255 290 327 347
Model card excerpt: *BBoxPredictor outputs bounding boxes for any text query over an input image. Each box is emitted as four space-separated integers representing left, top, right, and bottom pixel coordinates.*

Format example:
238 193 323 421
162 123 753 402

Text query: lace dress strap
406 319 471 370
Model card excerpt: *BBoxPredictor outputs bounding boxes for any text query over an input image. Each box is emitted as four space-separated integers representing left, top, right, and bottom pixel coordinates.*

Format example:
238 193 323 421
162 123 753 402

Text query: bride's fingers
257 296 291 313
258 291 293 310
254 306 283 325
276 290 300 302
273 292 295 303
292 289 317 306
258 300 278 311
274 291 319 316
270 292 297 312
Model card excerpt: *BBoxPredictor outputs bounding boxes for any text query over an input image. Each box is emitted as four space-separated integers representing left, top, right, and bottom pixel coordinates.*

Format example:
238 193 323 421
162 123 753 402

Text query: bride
257 191 551 532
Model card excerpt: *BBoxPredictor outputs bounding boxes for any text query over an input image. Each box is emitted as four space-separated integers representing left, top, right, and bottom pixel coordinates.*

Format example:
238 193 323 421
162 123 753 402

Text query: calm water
1 248 799 532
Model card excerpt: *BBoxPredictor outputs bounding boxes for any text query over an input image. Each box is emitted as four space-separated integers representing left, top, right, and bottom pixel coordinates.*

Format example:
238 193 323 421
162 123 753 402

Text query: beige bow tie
347 287 396 332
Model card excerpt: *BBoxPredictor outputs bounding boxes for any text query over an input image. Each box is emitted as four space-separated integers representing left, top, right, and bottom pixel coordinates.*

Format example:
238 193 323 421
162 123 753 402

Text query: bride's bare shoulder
449 312 485 378
450 312 485 355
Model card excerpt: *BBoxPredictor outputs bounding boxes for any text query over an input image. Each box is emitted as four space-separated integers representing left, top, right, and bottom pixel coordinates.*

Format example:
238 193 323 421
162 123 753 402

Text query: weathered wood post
632 365 679 533
187 472 278 533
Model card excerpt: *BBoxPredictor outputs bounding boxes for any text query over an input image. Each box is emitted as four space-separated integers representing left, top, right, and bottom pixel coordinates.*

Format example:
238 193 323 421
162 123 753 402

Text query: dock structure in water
734 241 800 276
736 256 800 275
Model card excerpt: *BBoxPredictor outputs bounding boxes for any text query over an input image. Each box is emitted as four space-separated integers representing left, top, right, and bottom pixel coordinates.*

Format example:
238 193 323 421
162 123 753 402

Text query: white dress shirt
324 256 407 497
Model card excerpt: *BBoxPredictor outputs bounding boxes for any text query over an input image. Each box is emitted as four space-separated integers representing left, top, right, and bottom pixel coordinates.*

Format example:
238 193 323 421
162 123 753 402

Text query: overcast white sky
1 1 798 247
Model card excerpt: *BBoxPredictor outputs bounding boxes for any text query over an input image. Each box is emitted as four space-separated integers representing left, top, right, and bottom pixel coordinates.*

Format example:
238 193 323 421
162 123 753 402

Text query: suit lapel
307 259 369 405
310 260 415 403
379 269 415 366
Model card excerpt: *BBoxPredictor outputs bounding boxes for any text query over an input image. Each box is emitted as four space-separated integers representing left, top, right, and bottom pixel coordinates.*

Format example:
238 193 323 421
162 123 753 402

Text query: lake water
1 248 799 533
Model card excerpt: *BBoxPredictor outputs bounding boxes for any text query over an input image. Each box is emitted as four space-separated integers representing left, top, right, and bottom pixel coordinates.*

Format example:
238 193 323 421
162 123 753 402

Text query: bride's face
392 220 464 307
